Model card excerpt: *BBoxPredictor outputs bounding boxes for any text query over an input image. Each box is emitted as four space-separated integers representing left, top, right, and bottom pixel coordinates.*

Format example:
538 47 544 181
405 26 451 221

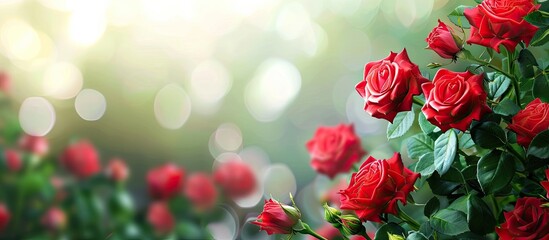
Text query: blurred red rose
422 69 491 132
322 179 348 208
18 134 49 156
60 140 101 179
50 177 66 203
106 158 129 182
542 169 549 199
41 207 66 231
4 149 22 172
464 0 539 52
0 72 10 94
507 98 549 147
307 224 343 240
426 20 462 59
340 153 419 222
147 164 184 199
496 197 549 240
214 160 256 198
253 199 301 235
356 48 428 122
184 173 217 211
147 201 175 234
306 124 366 179
0 203 9 231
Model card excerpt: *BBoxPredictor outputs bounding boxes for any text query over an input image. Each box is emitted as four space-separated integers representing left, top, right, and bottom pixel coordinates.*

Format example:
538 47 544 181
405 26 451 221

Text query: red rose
60 140 101 179
213 160 256 198
507 98 549 147
542 169 549 199
184 173 217 211
105 158 129 182
339 153 419 222
4 149 22 172
464 0 540 52
426 20 462 60
356 49 429 122
307 224 343 240
147 164 184 199
306 124 366 179
18 134 48 156
421 69 491 132
496 197 549 240
147 201 175 234
0 203 9 231
253 199 301 235
41 207 66 231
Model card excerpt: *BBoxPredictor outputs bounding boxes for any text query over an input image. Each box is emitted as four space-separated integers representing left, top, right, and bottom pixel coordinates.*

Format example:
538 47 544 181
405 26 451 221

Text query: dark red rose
18 134 48 156
4 149 22 172
184 173 217 211
426 20 462 59
105 158 129 182
339 153 419 222
421 69 491 132
356 49 429 122
41 207 66 231
507 98 549 147
464 0 540 52
60 140 101 179
147 164 184 199
307 224 343 240
496 197 549 240
213 160 256 198
0 203 9 231
253 199 301 235
306 124 366 179
542 169 549 199
147 201 175 234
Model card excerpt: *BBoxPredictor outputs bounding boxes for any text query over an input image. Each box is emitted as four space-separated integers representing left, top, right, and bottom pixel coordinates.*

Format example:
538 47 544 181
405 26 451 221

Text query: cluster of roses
253 0 549 239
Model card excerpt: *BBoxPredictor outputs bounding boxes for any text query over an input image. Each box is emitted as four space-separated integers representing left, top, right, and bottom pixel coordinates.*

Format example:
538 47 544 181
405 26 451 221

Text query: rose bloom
147 164 184 199
306 124 366 179
41 207 66 231
464 0 540 52
147 201 175 234
542 169 549 199
422 69 491 132
18 134 48 156
60 140 101 179
213 160 256 198
496 197 549 240
356 48 428 122
339 153 419 222
253 199 301 235
105 158 129 182
4 149 22 172
426 20 462 60
0 203 9 231
184 173 217 211
507 98 549 147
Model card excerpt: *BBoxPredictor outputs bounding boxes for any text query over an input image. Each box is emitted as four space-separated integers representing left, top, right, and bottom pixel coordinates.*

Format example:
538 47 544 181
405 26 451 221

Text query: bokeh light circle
74 89 107 121
189 60 232 114
42 62 84 100
154 83 192 129
206 206 239 240
19 97 56 136
214 123 242 152
263 164 297 203
0 19 42 61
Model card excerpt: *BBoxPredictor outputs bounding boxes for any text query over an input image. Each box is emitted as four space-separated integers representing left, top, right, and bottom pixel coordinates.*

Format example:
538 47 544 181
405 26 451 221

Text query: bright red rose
496 197 549 240
147 201 175 234
41 207 66 231
147 164 184 199
464 0 540 52
60 140 101 179
307 224 343 240
542 169 549 199
339 153 419 222
507 98 549 147
18 134 48 156
253 199 301 235
214 160 256 198
356 49 429 122
306 124 366 179
421 69 491 132
105 158 129 182
426 20 462 59
4 149 22 172
184 173 217 211
0 203 9 231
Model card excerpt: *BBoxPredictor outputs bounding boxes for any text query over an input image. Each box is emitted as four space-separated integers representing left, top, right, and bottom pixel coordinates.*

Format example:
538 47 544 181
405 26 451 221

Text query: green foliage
485 72 512 100
434 130 458 175
374 223 406 240
407 133 435 159
477 150 515 194
430 209 469 236
448 6 472 29
467 194 496 235
471 121 506 148
387 111 415 139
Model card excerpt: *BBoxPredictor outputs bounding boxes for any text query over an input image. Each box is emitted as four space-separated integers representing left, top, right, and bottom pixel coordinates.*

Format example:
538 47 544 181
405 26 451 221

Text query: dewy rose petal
507 98 549 147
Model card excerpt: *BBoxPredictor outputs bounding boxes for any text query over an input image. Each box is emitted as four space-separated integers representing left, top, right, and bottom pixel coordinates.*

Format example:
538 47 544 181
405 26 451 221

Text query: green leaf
493 98 521 116
470 121 506 148
517 49 538 78
434 130 458 175
477 150 515 194
459 133 475 149
530 26 549 46
461 165 477 180
527 130 549 159
448 195 469 213
418 222 433 238
427 168 462 195
467 194 496 235
387 111 415 139
406 232 428 240
525 11 549 27
374 223 406 240
485 72 512 99
448 6 472 29
533 73 549 103
474 0 482 3
407 133 435 159
418 113 436 135
415 152 435 177
424 197 440 217
430 209 469 236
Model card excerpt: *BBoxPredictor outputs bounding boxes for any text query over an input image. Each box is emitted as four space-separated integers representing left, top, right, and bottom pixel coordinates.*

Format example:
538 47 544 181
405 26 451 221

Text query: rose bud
340 214 365 236
421 69 491 132
105 158 129 182
322 179 348 208
496 197 549 240
60 140 101 179
0 72 10 94
0 203 9 231
507 98 549 147
356 48 429 122
542 169 549 199
147 201 175 234
253 199 301 235
41 207 67 231
147 164 184 199
464 0 540 52
323 204 342 228
340 153 419 222
18 134 49 156
426 20 462 60
307 224 343 240
4 149 22 172
184 173 217 211
306 124 366 179
213 160 256 198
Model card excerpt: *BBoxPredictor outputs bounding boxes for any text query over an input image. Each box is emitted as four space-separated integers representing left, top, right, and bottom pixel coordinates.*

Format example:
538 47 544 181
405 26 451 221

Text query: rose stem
396 207 420 231
299 223 328 240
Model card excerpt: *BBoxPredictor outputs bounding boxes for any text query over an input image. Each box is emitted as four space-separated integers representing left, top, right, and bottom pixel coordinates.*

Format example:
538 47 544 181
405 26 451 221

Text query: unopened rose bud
253 199 301 235
340 214 365 236
147 164 184 199
106 158 129 182
41 207 66 231
426 20 462 60
60 140 101 179
323 204 341 227
18 134 48 156
147 201 175 234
